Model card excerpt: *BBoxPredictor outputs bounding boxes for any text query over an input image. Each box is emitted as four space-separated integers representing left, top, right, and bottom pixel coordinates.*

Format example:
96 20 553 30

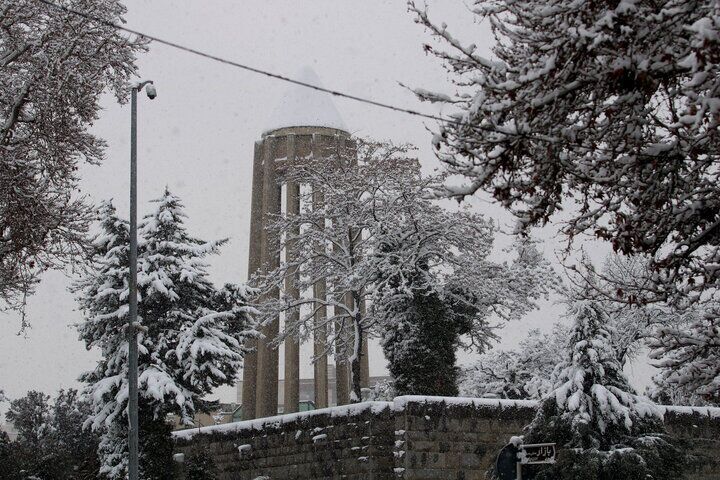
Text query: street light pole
128 80 155 480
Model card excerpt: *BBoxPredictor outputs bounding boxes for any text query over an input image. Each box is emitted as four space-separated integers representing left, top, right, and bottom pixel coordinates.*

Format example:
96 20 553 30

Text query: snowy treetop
262 66 348 134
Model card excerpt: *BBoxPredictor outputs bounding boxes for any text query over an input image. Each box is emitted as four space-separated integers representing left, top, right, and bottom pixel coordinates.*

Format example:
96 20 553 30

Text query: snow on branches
74 190 256 477
254 138 554 399
459 324 569 400
649 305 720 406
0 0 146 315
411 0 720 305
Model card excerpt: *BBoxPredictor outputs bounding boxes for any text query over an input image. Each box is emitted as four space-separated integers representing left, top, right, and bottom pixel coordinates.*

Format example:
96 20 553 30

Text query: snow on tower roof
263 66 348 134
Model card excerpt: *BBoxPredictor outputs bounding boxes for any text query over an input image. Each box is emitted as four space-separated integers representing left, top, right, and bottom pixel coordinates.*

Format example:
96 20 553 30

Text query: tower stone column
243 128 350 418
240 141 264 421
312 186 329 409
283 136 301 414
255 135 281 419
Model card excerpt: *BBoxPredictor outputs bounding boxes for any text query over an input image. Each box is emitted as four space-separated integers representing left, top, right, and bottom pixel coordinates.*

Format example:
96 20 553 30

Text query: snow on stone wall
173 396 720 480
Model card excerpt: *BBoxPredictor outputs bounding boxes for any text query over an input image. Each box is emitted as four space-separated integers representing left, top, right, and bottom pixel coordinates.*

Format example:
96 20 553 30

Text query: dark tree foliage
183 448 219 480
378 245 484 397
2 389 101 479
0 430 21 480
138 403 175 480
45 389 102 479
5 390 49 449
382 287 471 397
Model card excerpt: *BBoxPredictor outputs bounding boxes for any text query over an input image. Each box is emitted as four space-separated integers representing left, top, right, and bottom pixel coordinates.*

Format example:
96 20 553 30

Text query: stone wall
393 397 537 480
174 402 396 479
660 406 720 480
173 396 720 480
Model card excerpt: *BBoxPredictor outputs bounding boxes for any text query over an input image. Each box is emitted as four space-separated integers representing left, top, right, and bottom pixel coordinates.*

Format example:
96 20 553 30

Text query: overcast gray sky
0 0 655 409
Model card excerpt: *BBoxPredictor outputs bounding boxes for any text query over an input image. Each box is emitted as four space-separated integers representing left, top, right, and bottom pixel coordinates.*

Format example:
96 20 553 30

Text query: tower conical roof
263 66 348 134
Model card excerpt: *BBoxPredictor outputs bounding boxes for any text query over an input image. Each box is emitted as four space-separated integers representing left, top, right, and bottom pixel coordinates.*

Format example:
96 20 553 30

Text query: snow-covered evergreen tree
411 0 720 306
137 188 244 421
524 301 684 480
75 200 130 425
75 192 255 478
73 200 138 477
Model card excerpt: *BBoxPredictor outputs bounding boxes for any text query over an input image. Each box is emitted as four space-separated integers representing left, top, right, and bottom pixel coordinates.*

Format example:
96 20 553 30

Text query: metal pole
128 86 140 480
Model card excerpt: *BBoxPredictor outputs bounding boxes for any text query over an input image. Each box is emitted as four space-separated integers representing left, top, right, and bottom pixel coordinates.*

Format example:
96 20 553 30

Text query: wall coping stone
172 395 720 442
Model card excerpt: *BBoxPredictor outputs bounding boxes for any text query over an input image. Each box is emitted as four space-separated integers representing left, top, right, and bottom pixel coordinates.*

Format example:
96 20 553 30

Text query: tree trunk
349 293 363 403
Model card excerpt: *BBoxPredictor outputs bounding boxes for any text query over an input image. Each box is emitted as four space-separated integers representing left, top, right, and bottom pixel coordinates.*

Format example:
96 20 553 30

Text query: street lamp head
145 84 157 100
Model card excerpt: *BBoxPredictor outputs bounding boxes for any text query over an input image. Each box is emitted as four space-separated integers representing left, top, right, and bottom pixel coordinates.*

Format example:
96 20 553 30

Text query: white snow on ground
262 65 348 134
172 396 720 440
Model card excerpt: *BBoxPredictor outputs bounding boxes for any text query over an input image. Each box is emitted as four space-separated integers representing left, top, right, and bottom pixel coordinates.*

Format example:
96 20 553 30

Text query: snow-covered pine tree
139 188 254 419
74 200 133 478
76 192 255 478
410 0 720 307
524 301 684 480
